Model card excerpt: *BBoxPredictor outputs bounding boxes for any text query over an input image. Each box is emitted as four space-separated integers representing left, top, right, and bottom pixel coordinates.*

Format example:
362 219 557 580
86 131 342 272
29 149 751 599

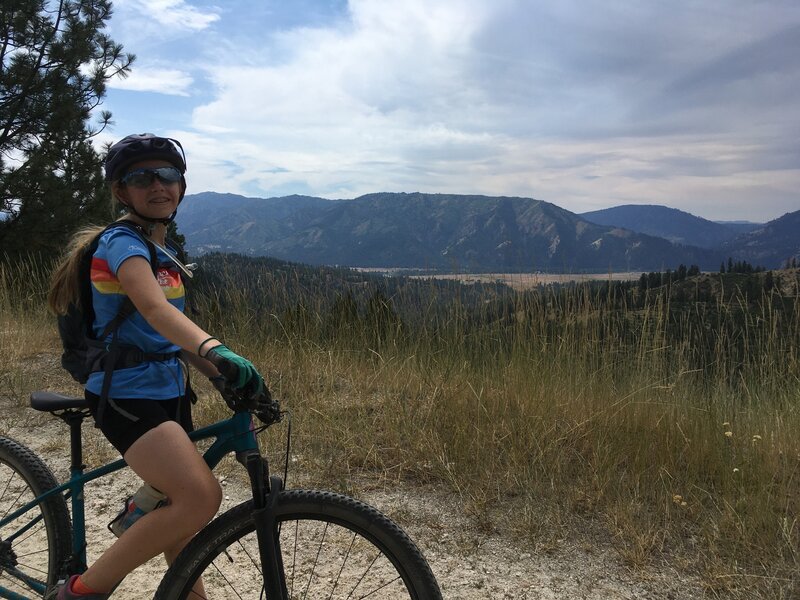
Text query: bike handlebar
209 374 281 426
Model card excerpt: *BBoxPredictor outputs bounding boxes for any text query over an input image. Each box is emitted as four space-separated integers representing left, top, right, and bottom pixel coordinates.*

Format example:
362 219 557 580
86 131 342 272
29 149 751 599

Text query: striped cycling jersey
84 226 186 400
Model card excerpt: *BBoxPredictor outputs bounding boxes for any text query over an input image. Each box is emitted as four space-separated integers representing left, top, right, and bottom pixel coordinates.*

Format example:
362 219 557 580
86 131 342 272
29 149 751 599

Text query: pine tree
764 271 774 292
0 1 134 258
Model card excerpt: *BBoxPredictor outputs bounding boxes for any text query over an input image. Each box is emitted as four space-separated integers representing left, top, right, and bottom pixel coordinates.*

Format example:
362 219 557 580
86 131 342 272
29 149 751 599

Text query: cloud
188 1 499 184
113 0 220 31
128 0 800 221
108 67 194 96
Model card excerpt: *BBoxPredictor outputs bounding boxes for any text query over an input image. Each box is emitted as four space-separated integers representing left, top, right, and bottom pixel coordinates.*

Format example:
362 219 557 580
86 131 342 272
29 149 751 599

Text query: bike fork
244 453 288 599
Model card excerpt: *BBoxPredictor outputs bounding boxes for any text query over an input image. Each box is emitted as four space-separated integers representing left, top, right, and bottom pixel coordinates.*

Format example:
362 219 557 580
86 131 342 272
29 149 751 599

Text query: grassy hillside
1 255 799 598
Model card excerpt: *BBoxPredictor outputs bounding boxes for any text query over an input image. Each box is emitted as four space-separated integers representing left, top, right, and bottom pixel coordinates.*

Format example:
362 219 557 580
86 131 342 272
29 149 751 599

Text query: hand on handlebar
205 345 281 424
209 375 281 425
204 345 264 397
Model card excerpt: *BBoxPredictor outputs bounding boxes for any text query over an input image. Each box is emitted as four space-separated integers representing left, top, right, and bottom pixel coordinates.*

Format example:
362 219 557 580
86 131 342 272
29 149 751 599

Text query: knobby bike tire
0 436 72 598
155 489 442 600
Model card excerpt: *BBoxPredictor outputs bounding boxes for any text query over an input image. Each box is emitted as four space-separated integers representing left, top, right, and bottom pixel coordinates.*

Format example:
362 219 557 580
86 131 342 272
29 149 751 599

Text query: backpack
59 221 149 382
57 220 186 423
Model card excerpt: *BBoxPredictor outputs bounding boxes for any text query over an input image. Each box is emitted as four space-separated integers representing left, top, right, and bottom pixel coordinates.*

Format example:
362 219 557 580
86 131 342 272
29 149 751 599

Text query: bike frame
0 410 262 600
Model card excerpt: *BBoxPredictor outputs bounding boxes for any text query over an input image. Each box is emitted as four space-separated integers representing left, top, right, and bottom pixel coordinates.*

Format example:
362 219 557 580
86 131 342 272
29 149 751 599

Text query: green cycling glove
204 345 265 396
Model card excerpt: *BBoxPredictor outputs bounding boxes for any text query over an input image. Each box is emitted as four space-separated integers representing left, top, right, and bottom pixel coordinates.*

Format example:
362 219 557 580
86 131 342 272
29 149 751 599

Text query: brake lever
210 376 282 426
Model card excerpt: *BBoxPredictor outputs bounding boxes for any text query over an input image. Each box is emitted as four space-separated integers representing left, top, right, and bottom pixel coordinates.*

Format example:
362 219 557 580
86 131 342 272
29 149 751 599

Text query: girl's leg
163 535 207 598
78 421 221 593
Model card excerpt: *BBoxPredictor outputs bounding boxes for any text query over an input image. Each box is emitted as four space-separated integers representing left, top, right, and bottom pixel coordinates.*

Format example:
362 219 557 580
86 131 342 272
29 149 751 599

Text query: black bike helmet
105 133 188 224
104 133 187 182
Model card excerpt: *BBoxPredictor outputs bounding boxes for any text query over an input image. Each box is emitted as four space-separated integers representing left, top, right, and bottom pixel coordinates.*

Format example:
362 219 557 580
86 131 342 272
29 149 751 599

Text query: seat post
28 392 91 472
63 410 86 472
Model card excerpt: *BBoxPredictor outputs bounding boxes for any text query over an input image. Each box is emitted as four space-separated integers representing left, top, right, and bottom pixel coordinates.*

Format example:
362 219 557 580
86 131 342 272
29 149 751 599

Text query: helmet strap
118 200 178 230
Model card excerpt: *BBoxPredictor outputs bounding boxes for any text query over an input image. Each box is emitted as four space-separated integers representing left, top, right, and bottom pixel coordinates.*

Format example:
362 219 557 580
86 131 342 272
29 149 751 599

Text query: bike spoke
1 438 88 596
301 521 329 599
155 490 441 600
329 531 358 598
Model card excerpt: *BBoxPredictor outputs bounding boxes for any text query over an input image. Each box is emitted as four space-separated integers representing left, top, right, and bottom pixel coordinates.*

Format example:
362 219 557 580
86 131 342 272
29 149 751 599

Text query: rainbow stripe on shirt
91 257 185 300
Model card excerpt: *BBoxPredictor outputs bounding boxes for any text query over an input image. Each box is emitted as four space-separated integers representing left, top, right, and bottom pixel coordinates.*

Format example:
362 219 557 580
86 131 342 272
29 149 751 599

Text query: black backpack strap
96 327 127 426
93 222 159 428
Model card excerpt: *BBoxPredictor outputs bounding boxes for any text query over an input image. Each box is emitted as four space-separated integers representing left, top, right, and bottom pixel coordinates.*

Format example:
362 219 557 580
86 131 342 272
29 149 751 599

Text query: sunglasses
120 167 183 188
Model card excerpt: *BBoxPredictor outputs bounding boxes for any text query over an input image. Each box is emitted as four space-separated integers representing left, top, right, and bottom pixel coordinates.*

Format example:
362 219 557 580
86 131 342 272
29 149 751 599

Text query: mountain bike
0 390 442 599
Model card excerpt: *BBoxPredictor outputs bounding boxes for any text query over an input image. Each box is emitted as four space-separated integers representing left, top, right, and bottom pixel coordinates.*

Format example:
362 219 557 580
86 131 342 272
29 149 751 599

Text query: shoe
45 575 110 599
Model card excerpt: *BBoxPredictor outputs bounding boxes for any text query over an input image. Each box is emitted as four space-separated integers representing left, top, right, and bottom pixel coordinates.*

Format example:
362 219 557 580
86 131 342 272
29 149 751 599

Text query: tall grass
0 256 79 406
1 254 798 598
194 261 800 597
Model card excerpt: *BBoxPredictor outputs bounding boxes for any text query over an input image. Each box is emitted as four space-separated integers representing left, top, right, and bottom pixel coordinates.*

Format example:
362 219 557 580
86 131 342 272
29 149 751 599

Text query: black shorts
85 391 194 456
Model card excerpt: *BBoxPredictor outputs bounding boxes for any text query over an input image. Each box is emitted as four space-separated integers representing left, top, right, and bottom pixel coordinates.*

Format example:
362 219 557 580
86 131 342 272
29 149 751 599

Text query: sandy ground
0 398 707 599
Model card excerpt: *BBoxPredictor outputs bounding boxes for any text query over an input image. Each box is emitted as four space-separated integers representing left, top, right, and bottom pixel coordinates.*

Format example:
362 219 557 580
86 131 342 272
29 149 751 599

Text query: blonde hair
47 183 129 315
47 225 107 315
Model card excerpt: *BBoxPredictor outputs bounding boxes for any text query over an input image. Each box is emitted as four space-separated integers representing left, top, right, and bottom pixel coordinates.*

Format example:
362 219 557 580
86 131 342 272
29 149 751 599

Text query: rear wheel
0 436 72 598
156 489 442 599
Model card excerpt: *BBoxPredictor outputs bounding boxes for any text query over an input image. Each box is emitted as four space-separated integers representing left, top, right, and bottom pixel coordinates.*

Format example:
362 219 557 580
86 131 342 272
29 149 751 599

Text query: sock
71 575 100 596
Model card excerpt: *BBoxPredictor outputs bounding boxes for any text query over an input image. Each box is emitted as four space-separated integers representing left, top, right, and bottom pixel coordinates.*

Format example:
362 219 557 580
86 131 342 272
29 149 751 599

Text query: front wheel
155 489 442 599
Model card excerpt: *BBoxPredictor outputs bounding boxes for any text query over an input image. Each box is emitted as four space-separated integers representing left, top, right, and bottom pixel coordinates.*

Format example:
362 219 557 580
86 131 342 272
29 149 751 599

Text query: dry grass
2 257 799 599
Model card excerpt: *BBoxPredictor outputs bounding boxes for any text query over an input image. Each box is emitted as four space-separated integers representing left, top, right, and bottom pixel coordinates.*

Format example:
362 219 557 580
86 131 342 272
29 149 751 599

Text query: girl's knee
173 477 221 529
203 477 223 516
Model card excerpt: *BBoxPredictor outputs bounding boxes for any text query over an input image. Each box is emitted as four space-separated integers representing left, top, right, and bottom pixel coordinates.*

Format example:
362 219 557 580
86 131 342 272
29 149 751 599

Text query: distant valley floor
355 269 642 290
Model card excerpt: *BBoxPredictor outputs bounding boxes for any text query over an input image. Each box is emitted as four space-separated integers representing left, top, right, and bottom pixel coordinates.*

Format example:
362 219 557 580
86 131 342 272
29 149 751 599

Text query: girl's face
116 159 183 221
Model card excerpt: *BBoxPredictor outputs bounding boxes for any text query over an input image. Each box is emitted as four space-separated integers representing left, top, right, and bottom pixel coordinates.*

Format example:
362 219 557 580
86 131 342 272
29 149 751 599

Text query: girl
47 133 265 599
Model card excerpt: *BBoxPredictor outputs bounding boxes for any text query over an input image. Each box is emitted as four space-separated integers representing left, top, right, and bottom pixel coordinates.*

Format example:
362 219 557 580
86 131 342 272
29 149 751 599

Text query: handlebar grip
210 376 280 425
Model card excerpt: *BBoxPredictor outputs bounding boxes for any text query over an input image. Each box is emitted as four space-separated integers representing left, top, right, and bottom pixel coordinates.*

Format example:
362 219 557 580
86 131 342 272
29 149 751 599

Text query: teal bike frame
0 410 259 600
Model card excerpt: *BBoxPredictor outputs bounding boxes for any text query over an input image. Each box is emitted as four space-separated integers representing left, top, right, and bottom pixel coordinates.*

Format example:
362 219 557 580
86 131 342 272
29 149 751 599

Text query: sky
97 0 800 223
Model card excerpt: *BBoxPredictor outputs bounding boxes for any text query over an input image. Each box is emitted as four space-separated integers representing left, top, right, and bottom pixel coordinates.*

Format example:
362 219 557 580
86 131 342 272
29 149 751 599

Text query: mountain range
176 192 798 272
579 205 759 248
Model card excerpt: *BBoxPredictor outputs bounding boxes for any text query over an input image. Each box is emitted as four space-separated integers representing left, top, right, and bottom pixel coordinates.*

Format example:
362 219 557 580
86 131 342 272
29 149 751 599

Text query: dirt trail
0 402 705 599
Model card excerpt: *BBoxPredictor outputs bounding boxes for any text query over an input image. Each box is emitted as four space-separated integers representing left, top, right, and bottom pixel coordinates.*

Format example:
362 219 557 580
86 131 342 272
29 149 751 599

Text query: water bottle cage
107 495 132 536
107 492 168 537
